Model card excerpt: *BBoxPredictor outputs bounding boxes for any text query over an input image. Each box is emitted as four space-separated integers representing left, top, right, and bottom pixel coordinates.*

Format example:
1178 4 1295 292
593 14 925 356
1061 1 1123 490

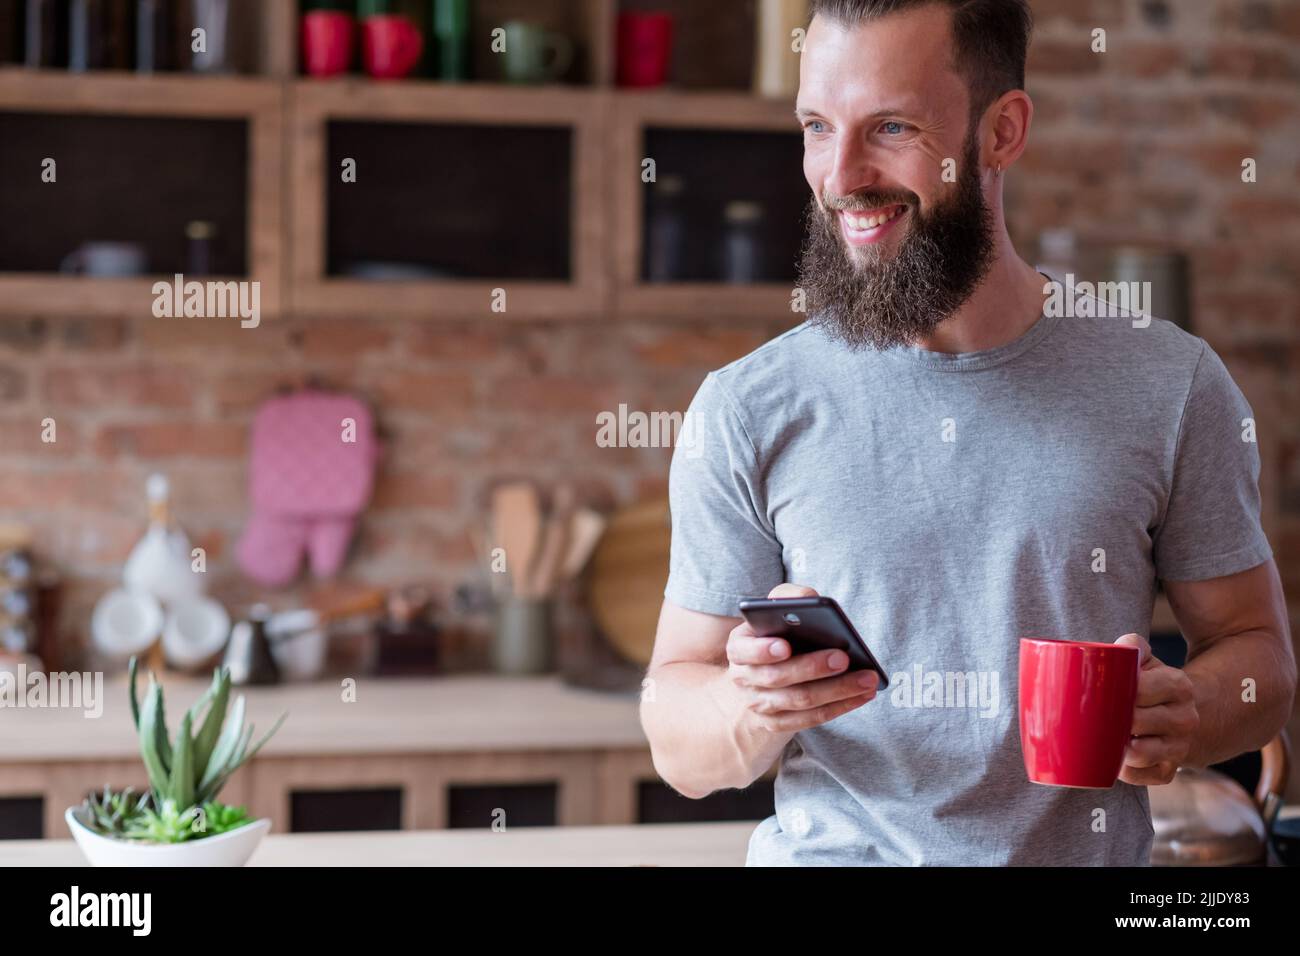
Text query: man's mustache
822 191 919 214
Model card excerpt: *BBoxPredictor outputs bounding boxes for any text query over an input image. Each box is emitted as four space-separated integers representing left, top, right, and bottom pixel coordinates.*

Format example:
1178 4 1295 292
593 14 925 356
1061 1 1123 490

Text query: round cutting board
587 498 671 667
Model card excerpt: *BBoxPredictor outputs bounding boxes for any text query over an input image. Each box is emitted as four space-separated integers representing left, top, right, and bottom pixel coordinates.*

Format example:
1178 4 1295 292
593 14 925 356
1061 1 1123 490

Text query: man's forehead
798 7 962 111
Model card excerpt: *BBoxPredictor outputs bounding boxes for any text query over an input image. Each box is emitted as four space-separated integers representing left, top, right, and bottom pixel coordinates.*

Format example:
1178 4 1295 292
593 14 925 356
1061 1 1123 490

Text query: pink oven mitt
237 390 378 588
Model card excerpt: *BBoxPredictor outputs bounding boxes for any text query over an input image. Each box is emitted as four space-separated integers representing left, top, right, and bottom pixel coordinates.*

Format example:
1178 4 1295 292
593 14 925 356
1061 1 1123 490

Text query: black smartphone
737 596 889 688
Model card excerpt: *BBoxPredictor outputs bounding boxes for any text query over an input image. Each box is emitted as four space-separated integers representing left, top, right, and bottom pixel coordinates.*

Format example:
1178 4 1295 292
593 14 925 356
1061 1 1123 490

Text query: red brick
1027 38 1106 75
42 364 195 409
1204 92 1296 129
1206 42 1298 81
96 422 245 458
0 317 49 352
366 370 476 412
212 369 307 414
1112 40 1185 79
1224 195 1300 227
0 417 80 455
138 318 278 353
493 377 616 414
58 318 129 351
292 319 393 358
633 329 767 367
0 469 90 510
370 472 460 510
1029 0 1126 27
406 326 506 361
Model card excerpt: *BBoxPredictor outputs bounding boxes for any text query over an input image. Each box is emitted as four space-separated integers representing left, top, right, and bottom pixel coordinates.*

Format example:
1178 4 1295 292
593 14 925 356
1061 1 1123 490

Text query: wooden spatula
528 482 576 598
491 481 543 597
561 507 607 582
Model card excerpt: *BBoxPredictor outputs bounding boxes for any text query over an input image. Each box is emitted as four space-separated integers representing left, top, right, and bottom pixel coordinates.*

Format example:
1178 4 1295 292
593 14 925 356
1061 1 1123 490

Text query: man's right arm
640 590 879 799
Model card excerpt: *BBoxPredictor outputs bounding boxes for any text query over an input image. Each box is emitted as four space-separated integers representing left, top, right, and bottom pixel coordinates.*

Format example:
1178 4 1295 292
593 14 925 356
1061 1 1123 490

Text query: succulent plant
127 657 286 809
80 785 151 837
198 801 253 836
123 798 204 843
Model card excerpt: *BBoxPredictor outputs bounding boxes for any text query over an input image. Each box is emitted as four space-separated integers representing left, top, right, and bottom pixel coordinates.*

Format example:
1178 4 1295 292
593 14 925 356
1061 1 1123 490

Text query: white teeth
847 206 902 231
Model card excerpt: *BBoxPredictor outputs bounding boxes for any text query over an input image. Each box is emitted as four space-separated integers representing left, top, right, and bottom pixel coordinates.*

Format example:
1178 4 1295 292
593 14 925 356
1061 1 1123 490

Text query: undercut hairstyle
809 0 1033 131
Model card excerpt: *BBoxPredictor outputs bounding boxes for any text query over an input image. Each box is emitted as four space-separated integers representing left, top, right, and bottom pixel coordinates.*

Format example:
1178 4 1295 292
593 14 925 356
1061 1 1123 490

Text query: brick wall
1 0 1297 666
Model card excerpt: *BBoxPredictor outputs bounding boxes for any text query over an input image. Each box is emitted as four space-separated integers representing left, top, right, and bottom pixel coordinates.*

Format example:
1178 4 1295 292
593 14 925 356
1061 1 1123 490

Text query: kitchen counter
0 673 646 761
0 822 755 867
0 674 736 836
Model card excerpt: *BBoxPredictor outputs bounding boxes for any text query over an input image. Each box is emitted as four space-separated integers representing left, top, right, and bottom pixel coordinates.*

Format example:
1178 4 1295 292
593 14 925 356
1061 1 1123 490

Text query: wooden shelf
0 51 809 322
0 67 285 318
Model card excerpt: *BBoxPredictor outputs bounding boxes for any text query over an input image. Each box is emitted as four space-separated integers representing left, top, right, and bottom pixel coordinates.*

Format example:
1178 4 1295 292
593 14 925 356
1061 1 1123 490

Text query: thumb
768 583 819 599
1113 632 1152 666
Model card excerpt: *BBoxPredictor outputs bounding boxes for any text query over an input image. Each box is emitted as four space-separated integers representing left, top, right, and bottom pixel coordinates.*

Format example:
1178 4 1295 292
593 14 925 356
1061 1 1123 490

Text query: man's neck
904 236 1050 355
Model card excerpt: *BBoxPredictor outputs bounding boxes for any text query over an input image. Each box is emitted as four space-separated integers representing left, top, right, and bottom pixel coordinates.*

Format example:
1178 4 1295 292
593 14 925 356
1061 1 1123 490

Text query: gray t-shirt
664 300 1273 866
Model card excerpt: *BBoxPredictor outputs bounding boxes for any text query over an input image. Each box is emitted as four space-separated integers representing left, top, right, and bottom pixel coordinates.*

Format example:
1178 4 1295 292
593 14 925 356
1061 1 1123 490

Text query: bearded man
640 0 1294 866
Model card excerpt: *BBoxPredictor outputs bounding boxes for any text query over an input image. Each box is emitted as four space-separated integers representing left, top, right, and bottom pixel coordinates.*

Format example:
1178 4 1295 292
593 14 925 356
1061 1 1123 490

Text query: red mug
301 10 354 78
362 14 424 80
616 11 673 88
1019 637 1140 788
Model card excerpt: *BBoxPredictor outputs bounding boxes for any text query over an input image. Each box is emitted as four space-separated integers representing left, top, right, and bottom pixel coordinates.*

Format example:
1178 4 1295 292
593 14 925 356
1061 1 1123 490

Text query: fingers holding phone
726 585 883 734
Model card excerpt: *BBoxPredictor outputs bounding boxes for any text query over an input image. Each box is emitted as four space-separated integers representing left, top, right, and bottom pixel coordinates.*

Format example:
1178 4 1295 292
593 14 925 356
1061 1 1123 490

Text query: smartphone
737 596 889 688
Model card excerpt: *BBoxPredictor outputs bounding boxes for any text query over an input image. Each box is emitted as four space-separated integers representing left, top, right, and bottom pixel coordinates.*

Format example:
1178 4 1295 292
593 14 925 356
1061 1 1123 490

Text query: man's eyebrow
795 104 927 122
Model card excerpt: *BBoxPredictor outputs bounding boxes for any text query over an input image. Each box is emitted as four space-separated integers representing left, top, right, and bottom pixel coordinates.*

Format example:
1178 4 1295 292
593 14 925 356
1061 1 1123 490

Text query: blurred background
0 0 1297 862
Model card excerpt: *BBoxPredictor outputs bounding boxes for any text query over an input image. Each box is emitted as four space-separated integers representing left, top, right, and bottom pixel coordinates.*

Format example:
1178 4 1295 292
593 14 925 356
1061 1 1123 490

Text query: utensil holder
492 596 553 675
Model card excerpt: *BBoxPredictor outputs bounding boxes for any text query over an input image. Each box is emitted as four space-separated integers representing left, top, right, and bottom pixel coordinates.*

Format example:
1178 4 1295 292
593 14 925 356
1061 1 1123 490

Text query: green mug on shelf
499 20 573 85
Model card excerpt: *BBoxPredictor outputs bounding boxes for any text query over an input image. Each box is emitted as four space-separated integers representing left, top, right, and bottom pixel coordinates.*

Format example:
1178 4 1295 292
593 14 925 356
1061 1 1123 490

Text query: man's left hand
1116 633 1201 786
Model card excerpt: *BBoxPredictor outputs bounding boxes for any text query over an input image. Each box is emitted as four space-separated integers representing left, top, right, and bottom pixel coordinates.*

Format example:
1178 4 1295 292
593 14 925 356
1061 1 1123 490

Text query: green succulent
112 798 254 844
80 785 152 837
198 801 253 836
127 657 286 809
123 798 204 843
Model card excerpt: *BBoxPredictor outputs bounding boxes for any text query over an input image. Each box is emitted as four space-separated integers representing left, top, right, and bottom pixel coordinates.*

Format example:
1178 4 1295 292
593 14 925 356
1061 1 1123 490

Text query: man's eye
807 120 826 134
880 121 906 135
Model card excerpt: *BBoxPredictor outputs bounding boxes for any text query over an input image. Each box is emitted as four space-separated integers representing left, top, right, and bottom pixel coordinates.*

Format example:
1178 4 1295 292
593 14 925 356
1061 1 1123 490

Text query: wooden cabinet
287 81 609 319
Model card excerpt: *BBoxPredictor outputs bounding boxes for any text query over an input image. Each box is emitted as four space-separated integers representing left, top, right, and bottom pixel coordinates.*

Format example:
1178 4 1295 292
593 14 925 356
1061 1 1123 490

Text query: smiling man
640 0 1295 866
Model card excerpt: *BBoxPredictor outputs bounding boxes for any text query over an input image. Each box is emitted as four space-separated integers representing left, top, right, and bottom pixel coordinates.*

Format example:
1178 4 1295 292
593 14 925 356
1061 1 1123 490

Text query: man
640 0 1295 866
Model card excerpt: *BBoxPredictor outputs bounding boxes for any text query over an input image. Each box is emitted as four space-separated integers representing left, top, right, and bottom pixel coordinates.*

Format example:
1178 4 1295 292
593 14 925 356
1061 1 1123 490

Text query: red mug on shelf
362 14 424 80
301 10 355 78
616 11 673 88
1018 637 1141 788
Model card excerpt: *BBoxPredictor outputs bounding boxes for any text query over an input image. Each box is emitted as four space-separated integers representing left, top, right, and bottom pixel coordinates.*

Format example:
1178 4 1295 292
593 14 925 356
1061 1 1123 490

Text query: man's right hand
726 583 880 734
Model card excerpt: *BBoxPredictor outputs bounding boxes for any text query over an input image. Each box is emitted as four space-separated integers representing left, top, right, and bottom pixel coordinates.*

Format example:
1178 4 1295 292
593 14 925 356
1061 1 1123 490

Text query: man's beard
798 131 997 352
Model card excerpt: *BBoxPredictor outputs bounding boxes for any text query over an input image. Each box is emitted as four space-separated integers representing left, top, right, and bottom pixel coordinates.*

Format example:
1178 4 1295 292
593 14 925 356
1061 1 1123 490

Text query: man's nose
825 135 882 203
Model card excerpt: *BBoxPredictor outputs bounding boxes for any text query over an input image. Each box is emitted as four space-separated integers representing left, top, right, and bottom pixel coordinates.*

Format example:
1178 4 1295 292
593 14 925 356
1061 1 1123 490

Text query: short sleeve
1152 341 1273 582
664 373 784 617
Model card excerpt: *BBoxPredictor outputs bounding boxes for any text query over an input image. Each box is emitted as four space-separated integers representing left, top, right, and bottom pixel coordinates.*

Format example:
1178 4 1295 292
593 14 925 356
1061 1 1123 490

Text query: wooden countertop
0 674 647 762
0 822 754 867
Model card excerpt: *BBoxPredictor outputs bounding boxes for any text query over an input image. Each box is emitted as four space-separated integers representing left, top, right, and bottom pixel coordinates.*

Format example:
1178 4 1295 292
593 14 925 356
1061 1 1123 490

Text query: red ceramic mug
1019 637 1141 788
616 11 673 87
362 14 424 80
301 10 354 78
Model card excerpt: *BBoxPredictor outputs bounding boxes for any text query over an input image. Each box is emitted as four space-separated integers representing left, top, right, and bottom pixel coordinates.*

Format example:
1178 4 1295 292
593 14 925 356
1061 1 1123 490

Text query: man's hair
809 0 1032 130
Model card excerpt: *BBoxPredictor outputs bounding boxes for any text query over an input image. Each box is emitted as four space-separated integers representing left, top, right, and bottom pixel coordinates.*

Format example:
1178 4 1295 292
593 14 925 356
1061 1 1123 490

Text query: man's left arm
1116 559 1295 784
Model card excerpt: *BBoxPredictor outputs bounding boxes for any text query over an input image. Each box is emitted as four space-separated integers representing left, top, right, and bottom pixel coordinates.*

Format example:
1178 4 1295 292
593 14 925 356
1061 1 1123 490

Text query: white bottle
123 474 202 605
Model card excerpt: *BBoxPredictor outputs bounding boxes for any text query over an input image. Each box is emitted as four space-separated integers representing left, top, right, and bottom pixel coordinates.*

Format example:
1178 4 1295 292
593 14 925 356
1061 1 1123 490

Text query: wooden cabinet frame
287 80 609 319
608 90 803 322
0 69 285 319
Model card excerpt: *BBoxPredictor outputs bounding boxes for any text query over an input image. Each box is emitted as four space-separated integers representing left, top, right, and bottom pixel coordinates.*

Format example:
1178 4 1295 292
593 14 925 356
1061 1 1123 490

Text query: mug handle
542 33 574 80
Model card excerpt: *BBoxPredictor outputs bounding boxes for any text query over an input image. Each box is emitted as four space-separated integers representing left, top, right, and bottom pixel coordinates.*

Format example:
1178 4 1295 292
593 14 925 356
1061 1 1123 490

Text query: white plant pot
66 807 270 867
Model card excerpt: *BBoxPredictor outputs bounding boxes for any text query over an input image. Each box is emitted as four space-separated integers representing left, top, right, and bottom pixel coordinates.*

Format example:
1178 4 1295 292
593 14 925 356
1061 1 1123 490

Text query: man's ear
984 90 1033 173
